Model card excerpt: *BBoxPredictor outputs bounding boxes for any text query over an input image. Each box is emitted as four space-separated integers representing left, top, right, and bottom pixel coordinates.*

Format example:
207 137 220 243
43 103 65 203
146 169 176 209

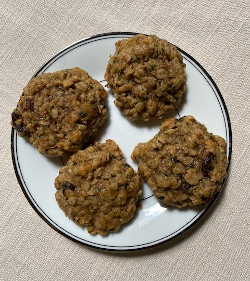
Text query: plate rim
11 31 232 252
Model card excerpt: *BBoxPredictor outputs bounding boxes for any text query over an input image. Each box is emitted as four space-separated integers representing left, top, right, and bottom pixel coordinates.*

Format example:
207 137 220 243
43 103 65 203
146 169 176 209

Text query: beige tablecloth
1 0 249 280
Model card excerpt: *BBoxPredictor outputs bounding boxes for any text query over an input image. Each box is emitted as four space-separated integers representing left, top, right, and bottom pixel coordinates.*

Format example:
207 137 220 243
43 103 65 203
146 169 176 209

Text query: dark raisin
22 130 30 137
62 181 75 190
24 99 34 111
14 123 30 137
159 196 165 200
202 154 215 178
11 112 21 122
61 182 75 196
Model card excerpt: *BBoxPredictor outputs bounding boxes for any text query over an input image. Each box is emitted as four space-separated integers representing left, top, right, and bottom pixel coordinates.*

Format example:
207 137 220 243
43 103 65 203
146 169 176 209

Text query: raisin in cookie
11 67 108 156
105 34 186 121
55 140 142 236
131 116 227 207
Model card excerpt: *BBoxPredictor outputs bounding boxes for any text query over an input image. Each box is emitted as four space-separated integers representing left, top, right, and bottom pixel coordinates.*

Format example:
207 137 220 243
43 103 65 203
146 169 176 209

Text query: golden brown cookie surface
105 34 186 121
11 67 108 156
131 116 227 207
55 140 142 236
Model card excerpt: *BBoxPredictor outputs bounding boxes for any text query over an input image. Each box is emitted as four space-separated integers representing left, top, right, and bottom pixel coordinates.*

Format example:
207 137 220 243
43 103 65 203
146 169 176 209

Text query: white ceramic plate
11 32 232 251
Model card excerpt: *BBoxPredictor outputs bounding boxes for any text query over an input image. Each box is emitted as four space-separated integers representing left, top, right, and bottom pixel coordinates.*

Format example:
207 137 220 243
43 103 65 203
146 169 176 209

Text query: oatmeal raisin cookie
11 67 108 156
105 34 186 121
55 140 142 236
131 115 227 207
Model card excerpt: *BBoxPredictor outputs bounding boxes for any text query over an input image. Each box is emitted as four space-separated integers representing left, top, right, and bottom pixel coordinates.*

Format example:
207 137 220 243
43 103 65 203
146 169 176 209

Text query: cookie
11 67 108 156
104 34 186 121
131 116 227 207
55 139 142 236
